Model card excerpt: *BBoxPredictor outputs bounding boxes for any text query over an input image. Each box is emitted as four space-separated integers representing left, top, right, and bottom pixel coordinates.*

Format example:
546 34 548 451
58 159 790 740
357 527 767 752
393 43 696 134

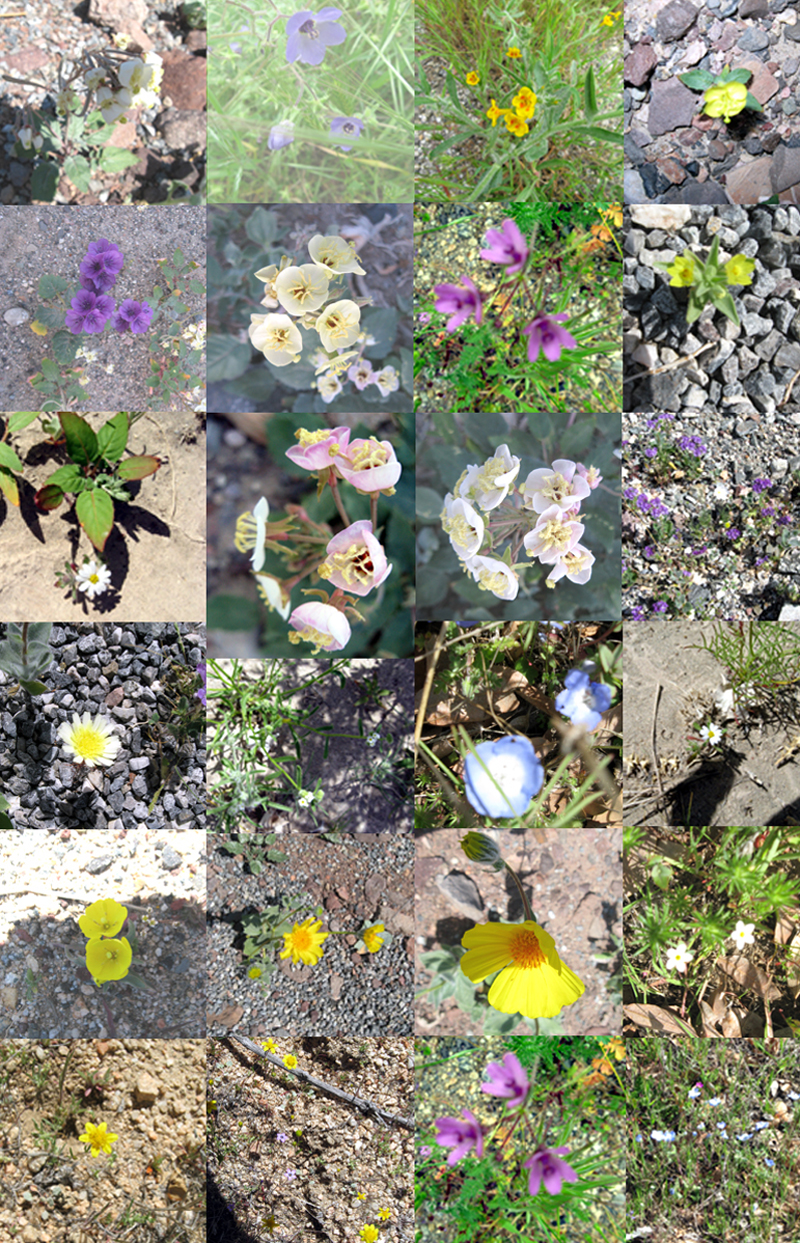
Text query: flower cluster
276 916 386 967
78 897 132 986
248 233 397 402
664 918 758 977
65 238 152 337
234 425 402 653
432 217 578 367
441 450 602 599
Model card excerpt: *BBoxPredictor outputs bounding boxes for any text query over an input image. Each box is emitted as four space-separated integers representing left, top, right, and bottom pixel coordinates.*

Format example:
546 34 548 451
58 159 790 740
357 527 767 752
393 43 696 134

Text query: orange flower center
508 928 545 969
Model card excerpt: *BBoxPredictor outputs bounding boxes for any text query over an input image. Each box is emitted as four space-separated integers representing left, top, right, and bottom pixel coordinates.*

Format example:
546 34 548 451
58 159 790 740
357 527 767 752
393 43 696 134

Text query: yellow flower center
288 625 336 651
538 518 574 553
475 567 510 594
318 543 374 587
292 928 312 951
349 439 388 472
71 723 107 761
541 471 570 503
508 927 546 969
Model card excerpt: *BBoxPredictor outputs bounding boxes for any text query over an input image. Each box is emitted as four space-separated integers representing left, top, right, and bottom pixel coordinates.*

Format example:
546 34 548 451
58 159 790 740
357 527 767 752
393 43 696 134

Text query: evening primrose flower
255 572 293 620
79 1120 119 1157
545 543 595 587
460 920 586 1018
665 253 696 287
334 436 402 493
725 254 755 285
665 942 694 974
523 506 584 564
523 459 591 513
85 936 132 983
58 712 121 767
275 264 330 314
373 365 399 397
441 493 485 559
315 299 361 351
249 313 303 365
317 372 343 402
288 602 352 654
703 80 748 123
234 496 270 571
317 519 392 596
79 899 128 940
307 233 365 276
280 917 329 966
465 554 519 601
285 425 351 469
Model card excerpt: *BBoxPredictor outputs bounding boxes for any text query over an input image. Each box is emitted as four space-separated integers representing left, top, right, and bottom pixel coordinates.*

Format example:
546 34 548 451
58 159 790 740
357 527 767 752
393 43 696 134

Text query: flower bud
460 831 504 865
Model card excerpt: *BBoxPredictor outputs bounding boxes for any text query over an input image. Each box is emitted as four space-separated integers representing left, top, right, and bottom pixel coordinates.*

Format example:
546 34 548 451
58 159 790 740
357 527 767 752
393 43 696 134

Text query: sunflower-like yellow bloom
362 924 386 953
280 917 329 966
460 920 585 1018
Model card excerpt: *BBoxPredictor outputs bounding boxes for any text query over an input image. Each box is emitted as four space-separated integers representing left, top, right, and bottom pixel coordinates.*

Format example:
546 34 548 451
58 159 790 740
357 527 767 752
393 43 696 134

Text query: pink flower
433 277 483 332
347 359 375 390
576 463 603 489
318 520 391 596
523 460 591 514
480 1052 529 1108
334 437 401 493
434 1110 484 1165
545 543 595 586
523 505 584 564
480 218 529 274
288 602 351 653
523 313 577 363
523 1146 577 1196
286 426 351 471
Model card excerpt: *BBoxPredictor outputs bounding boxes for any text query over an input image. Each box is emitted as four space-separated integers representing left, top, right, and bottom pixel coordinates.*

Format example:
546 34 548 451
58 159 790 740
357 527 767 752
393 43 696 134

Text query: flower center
293 928 312 951
300 19 318 37
89 573 99 584
71 724 107 761
542 471 569 503
488 751 529 790
508 927 545 969
288 625 336 650
475 455 511 493
539 518 573 552
350 439 388 471
475 567 510 594
319 544 374 587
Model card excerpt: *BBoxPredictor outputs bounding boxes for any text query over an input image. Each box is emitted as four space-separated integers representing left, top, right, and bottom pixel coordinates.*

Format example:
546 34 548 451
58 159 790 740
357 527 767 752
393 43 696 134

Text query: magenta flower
112 299 153 333
286 8 346 66
329 116 364 150
433 276 483 332
523 1146 578 1196
523 313 577 363
480 218 529 274
65 288 115 334
480 1052 530 1109
434 1110 484 1165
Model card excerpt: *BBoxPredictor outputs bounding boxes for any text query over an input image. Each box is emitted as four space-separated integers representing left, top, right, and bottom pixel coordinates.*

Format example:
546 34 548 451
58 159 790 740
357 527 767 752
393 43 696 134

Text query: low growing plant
653 233 755 329
678 63 763 126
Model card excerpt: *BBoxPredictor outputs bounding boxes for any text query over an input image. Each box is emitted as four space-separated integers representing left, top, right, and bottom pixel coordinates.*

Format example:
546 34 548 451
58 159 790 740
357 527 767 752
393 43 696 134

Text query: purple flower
726 527 741 541
80 239 123 286
195 662 206 708
752 477 772 493
523 1145 578 1196
419 1145 433 1158
761 505 775 517
434 1110 484 1166
480 218 529 274
112 299 153 333
644 447 657 458
276 1132 289 1143
268 121 295 150
678 435 706 457
285 1168 298 1180
653 601 668 613
80 268 118 295
433 277 483 332
643 545 654 557
480 1052 529 1109
555 669 612 731
629 607 645 620
65 288 115 334
285 8 346 66
329 115 364 150
522 313 577 363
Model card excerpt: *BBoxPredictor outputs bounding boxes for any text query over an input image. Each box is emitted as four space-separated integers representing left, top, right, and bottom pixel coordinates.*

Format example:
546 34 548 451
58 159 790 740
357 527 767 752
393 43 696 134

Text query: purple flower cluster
628 489 670 519
752 477 772 493
65 288 116 335
644 413 675 429
677 435 707 457
113 298 153 334
64 238 152 336
79 238 124 295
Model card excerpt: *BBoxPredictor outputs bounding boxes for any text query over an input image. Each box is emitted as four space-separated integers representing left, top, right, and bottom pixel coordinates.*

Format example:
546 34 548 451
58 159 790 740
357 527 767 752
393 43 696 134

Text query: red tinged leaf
117 455 161 481
35 483 64 511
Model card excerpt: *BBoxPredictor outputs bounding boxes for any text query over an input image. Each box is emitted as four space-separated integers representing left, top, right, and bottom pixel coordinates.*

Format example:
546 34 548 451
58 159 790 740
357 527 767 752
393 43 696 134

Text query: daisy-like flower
699 723 723 746
362 924 386 953
76 560 112 600
366 732 380 747
79 1120 119 1157
249 966 262 978
460 920 585 1019
283 1054 298 1069
234 496 270 572
78 898 128 940
85 936 132 983
665 942 694 975
280 916 329 966
730 920 756 949
377 1208 391 1221
58 712 121 767
262 1038 278 1052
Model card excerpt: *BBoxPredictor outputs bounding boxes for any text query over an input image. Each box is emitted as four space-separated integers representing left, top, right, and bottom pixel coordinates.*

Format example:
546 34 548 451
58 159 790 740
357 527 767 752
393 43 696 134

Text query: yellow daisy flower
79 1120 118 1157
362 924 386 953
280 917 329 966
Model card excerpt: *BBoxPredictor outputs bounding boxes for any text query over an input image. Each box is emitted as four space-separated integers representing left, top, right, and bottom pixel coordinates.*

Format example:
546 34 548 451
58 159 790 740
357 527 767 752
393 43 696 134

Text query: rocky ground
624 0 800 204
623 203 800 415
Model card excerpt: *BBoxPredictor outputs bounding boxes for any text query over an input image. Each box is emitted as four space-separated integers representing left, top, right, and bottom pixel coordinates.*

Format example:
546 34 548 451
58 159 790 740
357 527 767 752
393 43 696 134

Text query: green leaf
706 233 721 269
744 90 763 112
35 305 70 329
188 279 205 296
76 487 115 551
207 593 262 629
727 68 753 86
0 442 23 472
563 125 624 146
116 454 161 480
40 358 60 382
173 247 185 268
584 66 597 121
38 274 70 299
685 294 703 325
7 412 41 433
34 482 65 511
63 154 91 192
52 330 80 366
19 679 49 696
97 146 138 172
361 307 398 357
30 161 59 202
445 69 466 116
679 69 716 90
417 486 444 522
42 463 85 493
59 412 99 466
651 861 673 891
711 290 739 327
207 333 251 381
245 207 279 246
97 411 129 463
0 466 20 507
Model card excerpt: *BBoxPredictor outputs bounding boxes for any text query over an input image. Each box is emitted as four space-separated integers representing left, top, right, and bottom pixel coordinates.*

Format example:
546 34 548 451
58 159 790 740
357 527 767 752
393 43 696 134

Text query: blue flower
329 116 364 150
286 8 346 66
555 669 612 731
268 120 295 151
463 734 543 819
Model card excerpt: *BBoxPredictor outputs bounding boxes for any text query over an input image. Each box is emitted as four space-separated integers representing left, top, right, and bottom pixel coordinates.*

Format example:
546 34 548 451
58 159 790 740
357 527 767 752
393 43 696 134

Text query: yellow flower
665 253 696 287
57 712 121 767
459 920 585 1018
599 204 623 228
511 87 536 120
485 99 508 127
602 10 622 25
283 1054 298 1069
79 1120 118 1157
466 72 479 86
506 47 522 58
356 1192 367 1201
362 924 386 953
724 254 755 286
378 1208 391 1220
505 111 529 137
261 1039 278 1053
360 1228 379 1243
31 320 48 336
280 917 329 966
703 81 748 124
248 966 262 979
85 937 132 984
78 898 128 940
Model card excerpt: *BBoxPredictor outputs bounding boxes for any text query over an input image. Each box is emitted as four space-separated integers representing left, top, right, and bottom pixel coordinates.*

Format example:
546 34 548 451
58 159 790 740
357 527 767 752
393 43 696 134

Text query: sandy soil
0 411 206 620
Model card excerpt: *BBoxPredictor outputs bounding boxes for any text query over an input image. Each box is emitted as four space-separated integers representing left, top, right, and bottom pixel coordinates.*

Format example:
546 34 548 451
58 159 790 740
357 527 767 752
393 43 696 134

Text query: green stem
504 861 536 923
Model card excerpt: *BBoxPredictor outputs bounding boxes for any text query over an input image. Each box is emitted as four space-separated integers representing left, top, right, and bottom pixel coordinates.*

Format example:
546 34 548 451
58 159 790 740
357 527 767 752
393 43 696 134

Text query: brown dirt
0 412 206 620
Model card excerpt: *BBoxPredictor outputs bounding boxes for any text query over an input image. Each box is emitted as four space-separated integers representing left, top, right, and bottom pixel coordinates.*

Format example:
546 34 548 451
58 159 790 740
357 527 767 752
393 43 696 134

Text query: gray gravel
623 203 800 417
0 622 206 830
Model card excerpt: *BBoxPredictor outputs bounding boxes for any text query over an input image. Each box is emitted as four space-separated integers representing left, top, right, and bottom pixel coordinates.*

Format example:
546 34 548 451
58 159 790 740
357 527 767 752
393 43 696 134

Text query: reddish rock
625 44 657 86
648 77 697 137
778 185 800 204
87 0 152 49
656 0 698 41
708 139 731 159
656 157 687 183
736 53 779 105
185 30 207 53
104 107 143 149
740 0 770 15
725 157 773 204
713 22 738 52
161 50 206 111
1 48 49 74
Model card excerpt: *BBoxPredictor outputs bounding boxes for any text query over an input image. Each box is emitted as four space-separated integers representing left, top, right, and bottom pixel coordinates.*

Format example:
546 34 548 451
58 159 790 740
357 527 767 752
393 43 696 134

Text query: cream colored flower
307 234 366 276
274 264 330 315
315 300 361 352
58 713 121 767
249 313 302 366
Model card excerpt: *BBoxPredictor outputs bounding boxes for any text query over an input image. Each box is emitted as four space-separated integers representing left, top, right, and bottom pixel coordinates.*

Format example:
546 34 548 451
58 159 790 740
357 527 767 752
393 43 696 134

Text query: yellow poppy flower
466 72 479 86
505 112 529 137
460 920 585 1018
485 99 508 127
703 81 748 124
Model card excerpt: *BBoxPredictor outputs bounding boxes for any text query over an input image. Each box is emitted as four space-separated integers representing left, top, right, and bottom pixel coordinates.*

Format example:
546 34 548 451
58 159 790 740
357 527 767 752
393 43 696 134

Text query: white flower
317 372 343 403
55 87 79 115
84 67 108 92
714 482 730 502
665 942 694 975
441 493 484 559
307 234 366 276
234 496 269 571
464 554 519 601
373 365 399 397
254 572 292 620
297 790 314 809
95 86 132 124
366 732 380 748
275 264 330 316
58 712 121 767
76 347 98 364
315 300 361 352
730 921 755 949
76 560 112 600
248 313 302 366
18 126 33 149
454 445 520 511
699 723 723 746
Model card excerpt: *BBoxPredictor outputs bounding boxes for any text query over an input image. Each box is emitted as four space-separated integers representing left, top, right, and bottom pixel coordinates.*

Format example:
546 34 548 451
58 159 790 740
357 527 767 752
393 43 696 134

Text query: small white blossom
699 723 723 746
665 942 694 975
730 920 755 950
